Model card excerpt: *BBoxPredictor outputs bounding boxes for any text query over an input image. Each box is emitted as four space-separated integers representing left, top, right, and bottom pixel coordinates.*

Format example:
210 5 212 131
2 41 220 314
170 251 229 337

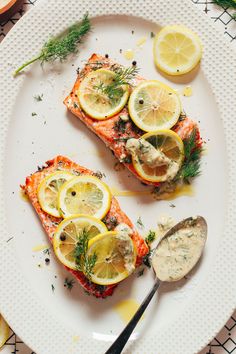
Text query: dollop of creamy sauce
115 223 135 274
126 138 179 180
152 220 206 282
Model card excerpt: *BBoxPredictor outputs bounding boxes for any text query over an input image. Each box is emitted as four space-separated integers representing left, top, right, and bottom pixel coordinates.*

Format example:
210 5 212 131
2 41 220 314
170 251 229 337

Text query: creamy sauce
32 244 49 252
123 49 135 60
152 219 206 282
126 138 170 168
114 299 142 323
126 138 179 180
182 86 193 97
136 36 147 47
115 228 135 273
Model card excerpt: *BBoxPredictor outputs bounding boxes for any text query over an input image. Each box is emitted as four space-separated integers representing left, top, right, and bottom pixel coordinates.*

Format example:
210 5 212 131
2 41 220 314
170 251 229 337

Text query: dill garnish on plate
74 228 97 279
14 13 91 76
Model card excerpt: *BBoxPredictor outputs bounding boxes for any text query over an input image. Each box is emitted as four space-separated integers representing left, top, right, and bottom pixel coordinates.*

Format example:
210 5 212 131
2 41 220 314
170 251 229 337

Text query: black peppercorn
45 258 50 264
132 60 137 66
105 54 109 58
71 191 76 196
60 235 66 241
139 99 144 104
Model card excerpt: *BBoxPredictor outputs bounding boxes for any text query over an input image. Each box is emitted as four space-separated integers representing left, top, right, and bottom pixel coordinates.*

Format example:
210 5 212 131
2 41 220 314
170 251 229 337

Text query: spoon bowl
105 216 207 354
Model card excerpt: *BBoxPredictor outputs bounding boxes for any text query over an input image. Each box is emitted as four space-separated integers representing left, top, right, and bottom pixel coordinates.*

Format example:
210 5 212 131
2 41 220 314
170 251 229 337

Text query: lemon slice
78 68 130 120
0 314 10 348
38 171 74 217
53 215 107 270
128 80 181 132
153 25 202 76
87 231 137 285
58 175 111 219
131 130 184 182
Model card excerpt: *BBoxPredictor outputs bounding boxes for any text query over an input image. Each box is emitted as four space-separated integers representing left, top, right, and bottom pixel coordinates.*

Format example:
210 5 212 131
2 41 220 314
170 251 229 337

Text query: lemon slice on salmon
0 315 10 349
128 80 181 132
131 130 184 182
58 175 111 219
153 25 202 76
87 231 137 285
53 215 107 270
38 171 74 217
78 68 130 120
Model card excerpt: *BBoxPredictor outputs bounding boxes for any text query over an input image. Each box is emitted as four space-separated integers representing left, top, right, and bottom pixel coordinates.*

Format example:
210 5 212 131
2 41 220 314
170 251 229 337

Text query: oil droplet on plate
123 49 135 60
136 36 147 47
111 186 149 197
32 244 49 252
182 86 193 97
165 184 195 200
19 189 29 202
114 299 143 324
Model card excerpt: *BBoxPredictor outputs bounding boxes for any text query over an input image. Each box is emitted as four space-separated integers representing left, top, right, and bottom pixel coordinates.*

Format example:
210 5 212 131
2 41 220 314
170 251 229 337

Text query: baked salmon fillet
21 156 149 298
64 54 201 187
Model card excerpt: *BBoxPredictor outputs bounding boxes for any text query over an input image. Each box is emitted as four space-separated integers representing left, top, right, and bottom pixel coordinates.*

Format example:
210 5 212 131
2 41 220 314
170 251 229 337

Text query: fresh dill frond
213 0 236 17
14 13 91 76
145 230 156 245
74 228 97 279
175 128 203 183
94 66 139 104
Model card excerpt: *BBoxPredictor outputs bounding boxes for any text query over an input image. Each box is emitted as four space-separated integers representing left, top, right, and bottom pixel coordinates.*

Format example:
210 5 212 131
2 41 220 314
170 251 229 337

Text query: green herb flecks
74 228 97 279
64 277 75 291
31 112 37 117
150 31 155 38
43 248 50 256
145 230 156 245
51 284 55 292
94 66 139 105
175 128 202 184
136 216 144 229
34 94 43 102
14 13 91 76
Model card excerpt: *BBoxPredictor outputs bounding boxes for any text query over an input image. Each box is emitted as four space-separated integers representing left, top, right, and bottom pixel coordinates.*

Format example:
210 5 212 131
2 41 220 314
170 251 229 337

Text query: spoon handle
104 279 161 354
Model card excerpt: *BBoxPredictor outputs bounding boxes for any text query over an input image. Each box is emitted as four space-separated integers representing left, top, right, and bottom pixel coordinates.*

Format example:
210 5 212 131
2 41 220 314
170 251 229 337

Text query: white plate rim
0 0 236 353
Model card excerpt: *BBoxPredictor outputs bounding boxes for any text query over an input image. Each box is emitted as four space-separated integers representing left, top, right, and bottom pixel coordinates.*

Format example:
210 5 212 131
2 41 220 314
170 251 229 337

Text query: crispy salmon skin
64 54 201 187
22 156 149 298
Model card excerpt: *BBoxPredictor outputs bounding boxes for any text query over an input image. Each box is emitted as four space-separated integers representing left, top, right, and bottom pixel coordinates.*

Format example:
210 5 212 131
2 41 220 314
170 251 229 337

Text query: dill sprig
95 66 139 104
213 0 236 18
14 13 91 76
175 128 202 183
74 228 97 279
145 230 156 245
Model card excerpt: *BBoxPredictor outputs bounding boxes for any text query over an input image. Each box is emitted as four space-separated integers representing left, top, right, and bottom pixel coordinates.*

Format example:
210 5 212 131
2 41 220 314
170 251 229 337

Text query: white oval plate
0 1 235 353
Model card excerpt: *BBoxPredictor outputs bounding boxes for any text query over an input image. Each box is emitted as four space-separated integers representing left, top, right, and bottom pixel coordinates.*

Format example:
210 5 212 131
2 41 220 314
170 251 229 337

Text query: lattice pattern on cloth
0 1 236 353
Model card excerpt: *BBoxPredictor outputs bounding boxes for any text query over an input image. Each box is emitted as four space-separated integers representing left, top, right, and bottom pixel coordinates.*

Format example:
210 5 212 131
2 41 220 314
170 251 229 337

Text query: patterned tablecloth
0 1 235 353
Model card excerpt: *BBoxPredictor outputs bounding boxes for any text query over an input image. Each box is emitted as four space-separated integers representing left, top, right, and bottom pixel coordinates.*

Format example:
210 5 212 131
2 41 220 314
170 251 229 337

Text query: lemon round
132 129 184 182
78 68 130 120
0 314 9 349
53 214 107 270
128 80 181 132
153 25 202 76
58 175 111 219
87 231 137 285
37 171 74 217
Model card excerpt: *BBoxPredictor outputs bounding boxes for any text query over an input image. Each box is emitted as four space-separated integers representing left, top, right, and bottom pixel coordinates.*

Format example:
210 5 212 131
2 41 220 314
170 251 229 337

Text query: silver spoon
104 216 207 354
